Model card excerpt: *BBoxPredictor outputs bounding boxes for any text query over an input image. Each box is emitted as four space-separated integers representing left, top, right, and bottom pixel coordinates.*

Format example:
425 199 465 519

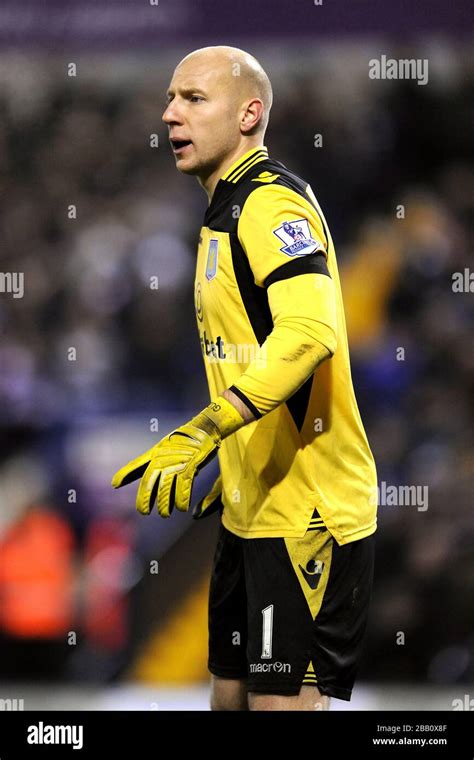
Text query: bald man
112 46 377 711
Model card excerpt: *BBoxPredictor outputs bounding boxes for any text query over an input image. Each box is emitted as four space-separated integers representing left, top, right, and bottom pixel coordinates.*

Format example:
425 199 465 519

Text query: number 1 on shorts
261 604 274 659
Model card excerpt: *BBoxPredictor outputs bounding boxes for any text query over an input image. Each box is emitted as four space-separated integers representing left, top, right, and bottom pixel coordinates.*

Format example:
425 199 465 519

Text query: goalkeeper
112 45 377 711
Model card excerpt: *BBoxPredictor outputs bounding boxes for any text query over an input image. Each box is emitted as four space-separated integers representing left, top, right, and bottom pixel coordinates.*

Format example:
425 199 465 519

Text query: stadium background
0 0 472 710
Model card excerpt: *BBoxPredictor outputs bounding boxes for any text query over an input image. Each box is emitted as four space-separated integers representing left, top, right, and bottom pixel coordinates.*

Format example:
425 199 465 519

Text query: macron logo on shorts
250 661 291 674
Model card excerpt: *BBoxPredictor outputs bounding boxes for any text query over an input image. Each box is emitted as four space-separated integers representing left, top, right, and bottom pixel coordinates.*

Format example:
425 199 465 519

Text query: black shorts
208 515 375 700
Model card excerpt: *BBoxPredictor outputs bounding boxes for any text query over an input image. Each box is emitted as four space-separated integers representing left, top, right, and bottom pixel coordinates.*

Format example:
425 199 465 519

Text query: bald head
176 46 273 134
163 45 273 193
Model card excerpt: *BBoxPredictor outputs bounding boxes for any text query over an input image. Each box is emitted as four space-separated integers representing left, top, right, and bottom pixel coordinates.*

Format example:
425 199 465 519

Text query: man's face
162 58 240 178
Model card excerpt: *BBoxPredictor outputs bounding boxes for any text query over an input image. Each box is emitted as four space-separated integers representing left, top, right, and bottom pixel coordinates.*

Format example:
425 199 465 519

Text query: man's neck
199 141 264 203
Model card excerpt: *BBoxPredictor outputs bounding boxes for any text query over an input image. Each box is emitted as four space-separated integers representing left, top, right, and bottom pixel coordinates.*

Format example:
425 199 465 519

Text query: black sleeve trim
228 385 263 420
263 252 330 289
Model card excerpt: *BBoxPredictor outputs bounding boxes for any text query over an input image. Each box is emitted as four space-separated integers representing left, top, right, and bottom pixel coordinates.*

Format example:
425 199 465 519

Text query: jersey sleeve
229 271 337 416
237 182 328 288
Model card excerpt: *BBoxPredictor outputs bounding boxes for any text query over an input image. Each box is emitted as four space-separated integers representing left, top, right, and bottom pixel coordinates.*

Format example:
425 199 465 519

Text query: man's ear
241 98 264 135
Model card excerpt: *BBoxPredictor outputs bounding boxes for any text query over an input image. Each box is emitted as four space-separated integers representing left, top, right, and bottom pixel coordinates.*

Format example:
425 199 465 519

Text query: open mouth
170 139 193 153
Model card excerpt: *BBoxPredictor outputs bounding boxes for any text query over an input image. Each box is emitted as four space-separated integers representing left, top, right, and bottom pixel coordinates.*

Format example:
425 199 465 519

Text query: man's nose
162 101 182 124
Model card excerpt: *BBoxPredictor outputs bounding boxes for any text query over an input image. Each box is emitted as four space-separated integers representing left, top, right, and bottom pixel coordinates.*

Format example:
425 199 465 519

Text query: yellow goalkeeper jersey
194 146 377 545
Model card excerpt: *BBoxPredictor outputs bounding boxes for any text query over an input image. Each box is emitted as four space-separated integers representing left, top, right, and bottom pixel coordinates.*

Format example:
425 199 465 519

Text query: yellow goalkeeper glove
111 397 243 518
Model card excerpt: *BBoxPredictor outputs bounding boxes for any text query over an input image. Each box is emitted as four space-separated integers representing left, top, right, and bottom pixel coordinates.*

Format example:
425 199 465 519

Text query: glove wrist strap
193 396 245 441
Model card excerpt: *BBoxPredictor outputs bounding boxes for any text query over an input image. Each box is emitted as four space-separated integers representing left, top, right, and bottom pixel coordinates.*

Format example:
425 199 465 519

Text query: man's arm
111 271 335 518
226 179 337 420
222 388 256 423
193 269 335 519
223 269 336 421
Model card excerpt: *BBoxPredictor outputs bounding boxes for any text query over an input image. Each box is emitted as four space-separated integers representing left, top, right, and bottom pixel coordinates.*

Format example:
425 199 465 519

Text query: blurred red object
83 518 133 651
0 506 75 638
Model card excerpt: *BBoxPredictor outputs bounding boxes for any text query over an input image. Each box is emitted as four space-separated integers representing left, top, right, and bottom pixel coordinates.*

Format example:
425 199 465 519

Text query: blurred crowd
0 48 472 686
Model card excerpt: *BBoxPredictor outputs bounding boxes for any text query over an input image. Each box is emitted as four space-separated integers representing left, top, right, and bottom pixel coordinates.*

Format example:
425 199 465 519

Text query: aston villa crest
206 239 219 280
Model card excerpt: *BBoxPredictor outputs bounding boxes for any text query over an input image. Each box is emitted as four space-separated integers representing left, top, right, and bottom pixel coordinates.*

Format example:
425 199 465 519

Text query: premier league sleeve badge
273 219 324 257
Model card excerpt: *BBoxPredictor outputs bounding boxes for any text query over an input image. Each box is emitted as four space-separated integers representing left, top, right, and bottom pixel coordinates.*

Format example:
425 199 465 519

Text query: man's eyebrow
166 85 207 98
